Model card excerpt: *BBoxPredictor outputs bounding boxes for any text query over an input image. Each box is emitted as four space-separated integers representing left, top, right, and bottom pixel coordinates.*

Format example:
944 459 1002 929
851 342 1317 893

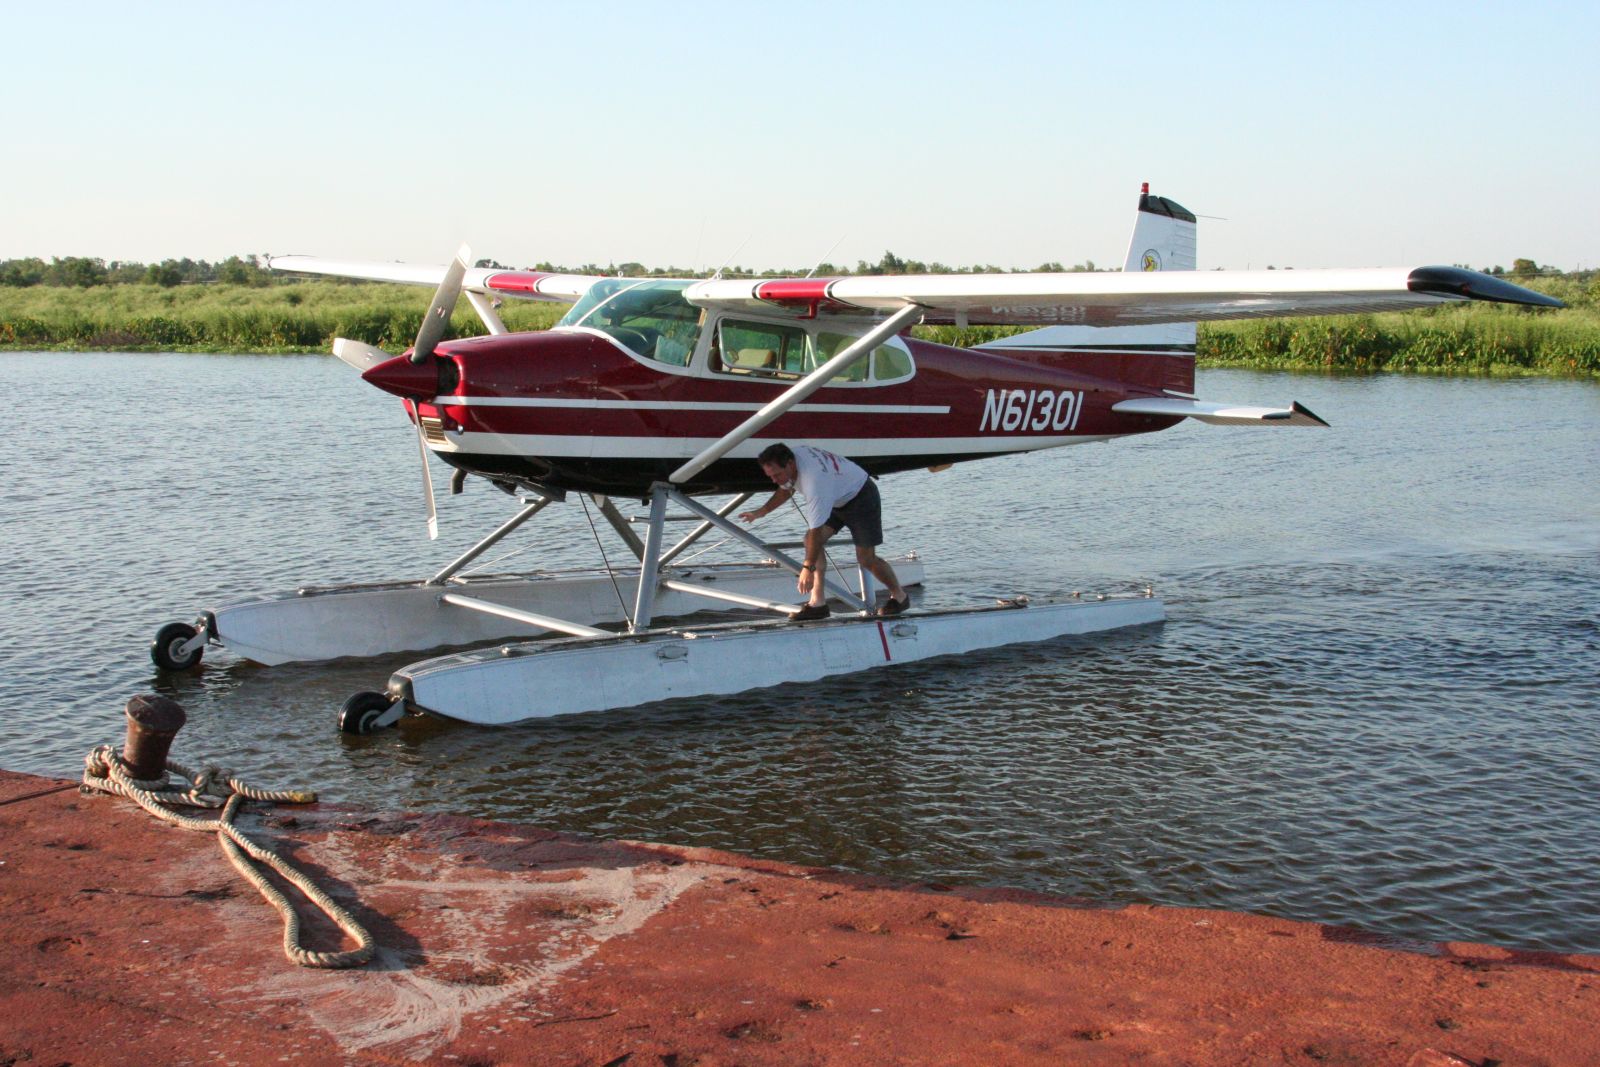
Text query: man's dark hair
757 442 794 467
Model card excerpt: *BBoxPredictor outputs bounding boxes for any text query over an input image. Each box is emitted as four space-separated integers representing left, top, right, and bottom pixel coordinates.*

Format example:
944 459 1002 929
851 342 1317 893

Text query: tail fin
977 183 1198 394
1123 183 1197 275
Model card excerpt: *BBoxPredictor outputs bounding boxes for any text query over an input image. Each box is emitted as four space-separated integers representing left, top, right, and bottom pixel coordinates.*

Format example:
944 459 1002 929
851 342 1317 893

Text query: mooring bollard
121 695 187 782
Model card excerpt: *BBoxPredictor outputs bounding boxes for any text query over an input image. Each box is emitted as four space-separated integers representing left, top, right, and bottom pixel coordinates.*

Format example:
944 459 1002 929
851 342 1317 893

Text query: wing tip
1408 266 1565 308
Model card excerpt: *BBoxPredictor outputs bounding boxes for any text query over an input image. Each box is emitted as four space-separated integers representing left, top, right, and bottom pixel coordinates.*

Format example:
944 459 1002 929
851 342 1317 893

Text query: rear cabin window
714 321 915 385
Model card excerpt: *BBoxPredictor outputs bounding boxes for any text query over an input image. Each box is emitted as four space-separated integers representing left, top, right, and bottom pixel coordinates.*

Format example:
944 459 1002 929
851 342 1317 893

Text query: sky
4 0 1596 273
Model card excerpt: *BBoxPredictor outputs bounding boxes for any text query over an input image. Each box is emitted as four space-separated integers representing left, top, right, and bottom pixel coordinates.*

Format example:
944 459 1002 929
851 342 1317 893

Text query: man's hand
738 509 761 524
797 567 815 595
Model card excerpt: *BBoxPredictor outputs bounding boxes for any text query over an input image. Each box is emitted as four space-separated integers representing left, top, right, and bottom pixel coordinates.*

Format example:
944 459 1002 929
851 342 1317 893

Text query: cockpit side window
714 320 810 379
556 279 703 366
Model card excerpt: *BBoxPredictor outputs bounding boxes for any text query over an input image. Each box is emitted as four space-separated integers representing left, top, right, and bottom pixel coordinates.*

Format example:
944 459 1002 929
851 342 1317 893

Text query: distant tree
216 255 268 286
145 260 184 287
105 261 147 284
0 257 46 286
860 251 907 275
474 258 508 269
47 256 108 287
1511 258 1540 276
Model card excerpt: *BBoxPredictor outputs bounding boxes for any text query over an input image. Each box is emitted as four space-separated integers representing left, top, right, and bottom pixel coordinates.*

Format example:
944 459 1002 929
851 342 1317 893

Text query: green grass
0 281 565 353
2 275 1595 377
1197 303 1598 376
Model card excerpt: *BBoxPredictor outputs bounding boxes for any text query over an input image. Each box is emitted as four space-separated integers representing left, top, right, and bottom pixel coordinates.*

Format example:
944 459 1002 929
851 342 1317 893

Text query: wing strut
669 303 923 484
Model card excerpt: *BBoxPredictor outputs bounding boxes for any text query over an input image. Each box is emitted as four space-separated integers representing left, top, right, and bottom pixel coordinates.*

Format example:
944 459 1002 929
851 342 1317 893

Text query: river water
3 352 1596 953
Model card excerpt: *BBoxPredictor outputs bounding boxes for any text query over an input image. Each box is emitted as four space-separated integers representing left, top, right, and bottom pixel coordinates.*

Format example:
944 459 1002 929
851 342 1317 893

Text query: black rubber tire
339 691 394 735
151 622 203 671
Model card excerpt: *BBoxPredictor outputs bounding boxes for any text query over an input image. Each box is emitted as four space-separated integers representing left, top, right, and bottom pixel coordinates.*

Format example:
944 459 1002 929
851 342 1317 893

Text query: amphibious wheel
151 622 203 671
339 691 397 735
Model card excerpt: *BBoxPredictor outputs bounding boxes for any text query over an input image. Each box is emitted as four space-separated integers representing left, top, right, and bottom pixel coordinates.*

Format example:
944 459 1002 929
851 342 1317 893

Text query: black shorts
822 479 883 548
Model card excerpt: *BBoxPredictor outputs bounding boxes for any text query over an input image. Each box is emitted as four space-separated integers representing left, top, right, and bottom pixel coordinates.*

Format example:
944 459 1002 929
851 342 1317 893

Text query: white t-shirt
789 445 868 529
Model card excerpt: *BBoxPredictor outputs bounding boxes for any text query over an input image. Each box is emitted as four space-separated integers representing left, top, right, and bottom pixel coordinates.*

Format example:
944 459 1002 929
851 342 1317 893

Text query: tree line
0 255 274 288
0 251 1099 289
0 252 1577 289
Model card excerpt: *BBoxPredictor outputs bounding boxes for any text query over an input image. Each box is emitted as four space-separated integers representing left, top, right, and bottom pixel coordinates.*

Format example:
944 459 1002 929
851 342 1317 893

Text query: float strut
658 492 754 567
666 488 867 611
630 486 670 632
426 497 552 586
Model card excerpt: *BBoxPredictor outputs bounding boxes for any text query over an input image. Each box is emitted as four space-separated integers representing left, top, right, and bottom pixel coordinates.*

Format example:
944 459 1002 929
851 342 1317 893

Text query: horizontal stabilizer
1113 397 1329 427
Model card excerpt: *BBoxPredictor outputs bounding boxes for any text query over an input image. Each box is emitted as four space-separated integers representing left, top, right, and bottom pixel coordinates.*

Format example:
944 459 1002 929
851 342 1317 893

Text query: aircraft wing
684 266 1562 327
266 255 602 303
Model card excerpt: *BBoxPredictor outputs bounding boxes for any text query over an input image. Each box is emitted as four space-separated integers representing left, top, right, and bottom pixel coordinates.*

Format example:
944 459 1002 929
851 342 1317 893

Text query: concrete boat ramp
2 768 1597 1066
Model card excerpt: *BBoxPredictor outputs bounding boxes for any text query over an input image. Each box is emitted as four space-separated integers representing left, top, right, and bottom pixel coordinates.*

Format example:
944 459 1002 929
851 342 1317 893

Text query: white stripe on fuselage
433 396 951 415
428 432 1122 459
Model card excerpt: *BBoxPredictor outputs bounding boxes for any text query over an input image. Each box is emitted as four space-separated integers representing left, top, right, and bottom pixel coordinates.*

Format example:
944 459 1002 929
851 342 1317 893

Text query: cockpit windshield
555 278 703 366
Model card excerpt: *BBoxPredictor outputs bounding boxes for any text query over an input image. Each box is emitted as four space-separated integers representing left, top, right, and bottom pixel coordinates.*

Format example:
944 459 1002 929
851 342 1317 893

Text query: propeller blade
411 243 473 365
411 402 439 540
331 337 393 372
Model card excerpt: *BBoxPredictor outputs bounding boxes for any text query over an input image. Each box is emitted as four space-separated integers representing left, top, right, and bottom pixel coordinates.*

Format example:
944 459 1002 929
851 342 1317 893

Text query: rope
578 494 633 627
455 537 539 578
81 745 374 969
669 533 736 566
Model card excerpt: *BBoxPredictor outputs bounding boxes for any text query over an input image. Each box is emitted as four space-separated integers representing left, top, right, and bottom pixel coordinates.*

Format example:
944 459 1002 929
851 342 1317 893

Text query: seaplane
147 185 1561 733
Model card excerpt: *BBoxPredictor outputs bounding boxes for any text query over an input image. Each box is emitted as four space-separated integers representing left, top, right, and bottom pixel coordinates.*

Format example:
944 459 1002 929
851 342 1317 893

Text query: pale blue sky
4 1 1595 272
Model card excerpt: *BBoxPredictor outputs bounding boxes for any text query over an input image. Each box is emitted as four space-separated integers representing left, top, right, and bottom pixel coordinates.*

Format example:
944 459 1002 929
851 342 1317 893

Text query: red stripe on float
877 620 891 661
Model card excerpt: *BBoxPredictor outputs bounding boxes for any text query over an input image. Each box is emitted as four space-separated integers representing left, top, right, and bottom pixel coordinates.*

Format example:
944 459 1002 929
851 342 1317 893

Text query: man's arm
796 524 830 596
739 487 792 523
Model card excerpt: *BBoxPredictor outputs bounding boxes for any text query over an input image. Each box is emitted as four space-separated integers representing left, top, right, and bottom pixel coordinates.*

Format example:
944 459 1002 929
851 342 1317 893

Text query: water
3 352 1597 953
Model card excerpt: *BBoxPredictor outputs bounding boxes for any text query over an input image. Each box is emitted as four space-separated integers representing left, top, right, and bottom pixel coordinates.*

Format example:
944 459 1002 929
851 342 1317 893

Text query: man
739 442 909 620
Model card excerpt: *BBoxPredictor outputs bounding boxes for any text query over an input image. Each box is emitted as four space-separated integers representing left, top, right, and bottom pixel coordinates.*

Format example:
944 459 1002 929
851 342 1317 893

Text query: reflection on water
2 353 1597 953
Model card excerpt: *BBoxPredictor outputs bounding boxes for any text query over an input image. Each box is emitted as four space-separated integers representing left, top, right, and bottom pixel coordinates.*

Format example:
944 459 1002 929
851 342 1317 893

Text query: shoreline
4 766 1596 1065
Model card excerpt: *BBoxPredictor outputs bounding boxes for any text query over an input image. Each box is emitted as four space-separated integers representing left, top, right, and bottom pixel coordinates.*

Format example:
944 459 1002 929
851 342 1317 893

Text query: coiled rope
81 745 374 969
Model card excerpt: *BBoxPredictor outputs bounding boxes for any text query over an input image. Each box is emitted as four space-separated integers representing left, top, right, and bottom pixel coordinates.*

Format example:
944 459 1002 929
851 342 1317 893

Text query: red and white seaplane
149 186 1560 732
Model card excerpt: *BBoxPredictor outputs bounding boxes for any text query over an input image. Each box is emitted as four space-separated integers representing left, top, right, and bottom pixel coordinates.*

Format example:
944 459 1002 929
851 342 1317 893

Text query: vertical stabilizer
976 183 1199 394
1123 183 1197 275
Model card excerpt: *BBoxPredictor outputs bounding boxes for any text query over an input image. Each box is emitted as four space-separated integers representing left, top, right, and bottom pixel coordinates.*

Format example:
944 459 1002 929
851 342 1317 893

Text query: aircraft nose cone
362 353 442 399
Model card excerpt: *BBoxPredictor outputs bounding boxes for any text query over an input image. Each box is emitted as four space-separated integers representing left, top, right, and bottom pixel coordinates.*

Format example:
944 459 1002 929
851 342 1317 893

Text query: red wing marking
754 278 836 302
483 271 558 294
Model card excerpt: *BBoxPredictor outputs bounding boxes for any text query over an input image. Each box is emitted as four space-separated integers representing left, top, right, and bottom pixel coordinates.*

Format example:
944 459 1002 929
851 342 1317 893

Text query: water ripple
2 355 1598 953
